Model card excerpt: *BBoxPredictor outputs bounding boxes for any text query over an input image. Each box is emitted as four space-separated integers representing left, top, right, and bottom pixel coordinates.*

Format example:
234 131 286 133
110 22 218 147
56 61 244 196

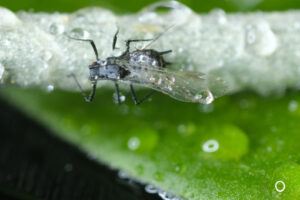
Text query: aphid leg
160 50 173 66
114 82 121 104
125 39 153 52
68 73 97 102
67 36 99 60
112 28 119 51
159 50 172 55
164 61 173 66
130 84 155 105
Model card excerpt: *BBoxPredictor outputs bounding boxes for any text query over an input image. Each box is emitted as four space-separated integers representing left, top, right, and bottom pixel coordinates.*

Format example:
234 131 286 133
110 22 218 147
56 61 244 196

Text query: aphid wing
181 71 227 98
124 67 215 104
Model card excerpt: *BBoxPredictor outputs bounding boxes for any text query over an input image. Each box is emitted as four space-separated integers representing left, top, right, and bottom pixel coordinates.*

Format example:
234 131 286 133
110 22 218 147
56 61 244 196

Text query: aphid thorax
88 58 129 81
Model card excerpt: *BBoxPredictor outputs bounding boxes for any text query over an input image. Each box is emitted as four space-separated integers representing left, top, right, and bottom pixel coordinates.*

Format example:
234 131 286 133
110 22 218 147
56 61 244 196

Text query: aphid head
88 61 99 81
89 60 108 68
89 61 98 69
88 60 110 81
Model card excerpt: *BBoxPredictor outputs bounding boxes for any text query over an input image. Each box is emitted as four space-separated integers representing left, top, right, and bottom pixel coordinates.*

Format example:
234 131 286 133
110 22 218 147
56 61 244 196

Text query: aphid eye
89 62 98 69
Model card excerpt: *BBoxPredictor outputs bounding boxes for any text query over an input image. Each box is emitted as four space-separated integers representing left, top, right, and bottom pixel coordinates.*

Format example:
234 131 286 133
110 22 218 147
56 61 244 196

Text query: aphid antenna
112 27 119 51
142 23 177 50
66 35 100 61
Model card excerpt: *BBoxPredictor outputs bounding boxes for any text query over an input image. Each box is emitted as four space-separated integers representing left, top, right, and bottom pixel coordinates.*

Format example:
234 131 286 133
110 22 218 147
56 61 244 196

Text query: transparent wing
123 65 227 104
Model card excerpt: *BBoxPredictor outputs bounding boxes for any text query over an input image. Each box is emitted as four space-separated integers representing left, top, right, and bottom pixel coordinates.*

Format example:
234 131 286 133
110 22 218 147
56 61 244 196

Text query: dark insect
68 30 224 105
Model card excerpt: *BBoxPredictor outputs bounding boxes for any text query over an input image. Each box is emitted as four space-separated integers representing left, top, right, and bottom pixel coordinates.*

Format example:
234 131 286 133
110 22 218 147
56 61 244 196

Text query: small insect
68 29 225 105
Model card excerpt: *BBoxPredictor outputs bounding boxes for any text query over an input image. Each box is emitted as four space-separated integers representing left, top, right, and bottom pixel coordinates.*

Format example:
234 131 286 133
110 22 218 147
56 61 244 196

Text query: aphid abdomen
129 49 170 68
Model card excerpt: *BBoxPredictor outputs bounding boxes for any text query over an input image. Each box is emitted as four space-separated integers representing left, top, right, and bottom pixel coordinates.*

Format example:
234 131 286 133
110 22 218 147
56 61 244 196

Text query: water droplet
245 21 278 56
127 136 140 151
217 60 224 67
126 127 159 152
70 28 89 39
200 124 248 160
74 13 85 22
47 84 54 92
139 1 191 25
139 55 146 62
154 171 164 181
178 47 183 53
211 9 227 25
0 7 20 28
118 171 129 179
49 23 65 35
150 5 173 14
145 184 158 194
141 1 189 14
113 92 126 104
149 76 156 82
202 139 219 153
194 94 202 100
194 90 214 104
152 60 158 66
294 22 300 29
177 122 196 136
158 191 177 200
288 100 298 112
64 163 73 172
177 124 186 133
0 63 5 80
272 162 300 197
2 39 10 47
170 76 175 83
275 180 285 193
174 163 186 174
174 165 181 172
120 95 126 102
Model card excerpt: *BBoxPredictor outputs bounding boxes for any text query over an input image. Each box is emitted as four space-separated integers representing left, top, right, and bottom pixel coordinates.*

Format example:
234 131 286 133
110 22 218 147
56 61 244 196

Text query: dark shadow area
0 97 162 200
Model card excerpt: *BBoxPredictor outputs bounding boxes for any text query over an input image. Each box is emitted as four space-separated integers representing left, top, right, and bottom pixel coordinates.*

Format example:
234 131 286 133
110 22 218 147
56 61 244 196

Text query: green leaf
1 88 300 199
1 0 300 199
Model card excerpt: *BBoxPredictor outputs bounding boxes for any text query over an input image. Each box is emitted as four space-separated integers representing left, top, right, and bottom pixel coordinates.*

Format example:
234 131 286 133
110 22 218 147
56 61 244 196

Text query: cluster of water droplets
1 2 300 96
117 170 183 200
145 184 185 200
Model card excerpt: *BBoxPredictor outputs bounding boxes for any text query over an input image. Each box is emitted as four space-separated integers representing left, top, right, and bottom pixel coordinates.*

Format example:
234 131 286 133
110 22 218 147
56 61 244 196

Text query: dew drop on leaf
49 23 65 35
275 180 285 193
202 139 219 153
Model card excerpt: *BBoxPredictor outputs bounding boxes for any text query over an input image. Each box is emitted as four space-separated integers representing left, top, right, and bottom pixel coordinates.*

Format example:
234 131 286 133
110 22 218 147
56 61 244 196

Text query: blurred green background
1 0 300 13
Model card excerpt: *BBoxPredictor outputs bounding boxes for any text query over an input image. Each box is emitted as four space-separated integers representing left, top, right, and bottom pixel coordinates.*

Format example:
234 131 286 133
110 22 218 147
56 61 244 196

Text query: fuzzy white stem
0 1 300 95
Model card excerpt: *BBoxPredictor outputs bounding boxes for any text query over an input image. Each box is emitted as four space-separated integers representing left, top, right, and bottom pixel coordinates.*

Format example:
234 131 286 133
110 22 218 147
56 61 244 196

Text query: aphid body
69 30 225 105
